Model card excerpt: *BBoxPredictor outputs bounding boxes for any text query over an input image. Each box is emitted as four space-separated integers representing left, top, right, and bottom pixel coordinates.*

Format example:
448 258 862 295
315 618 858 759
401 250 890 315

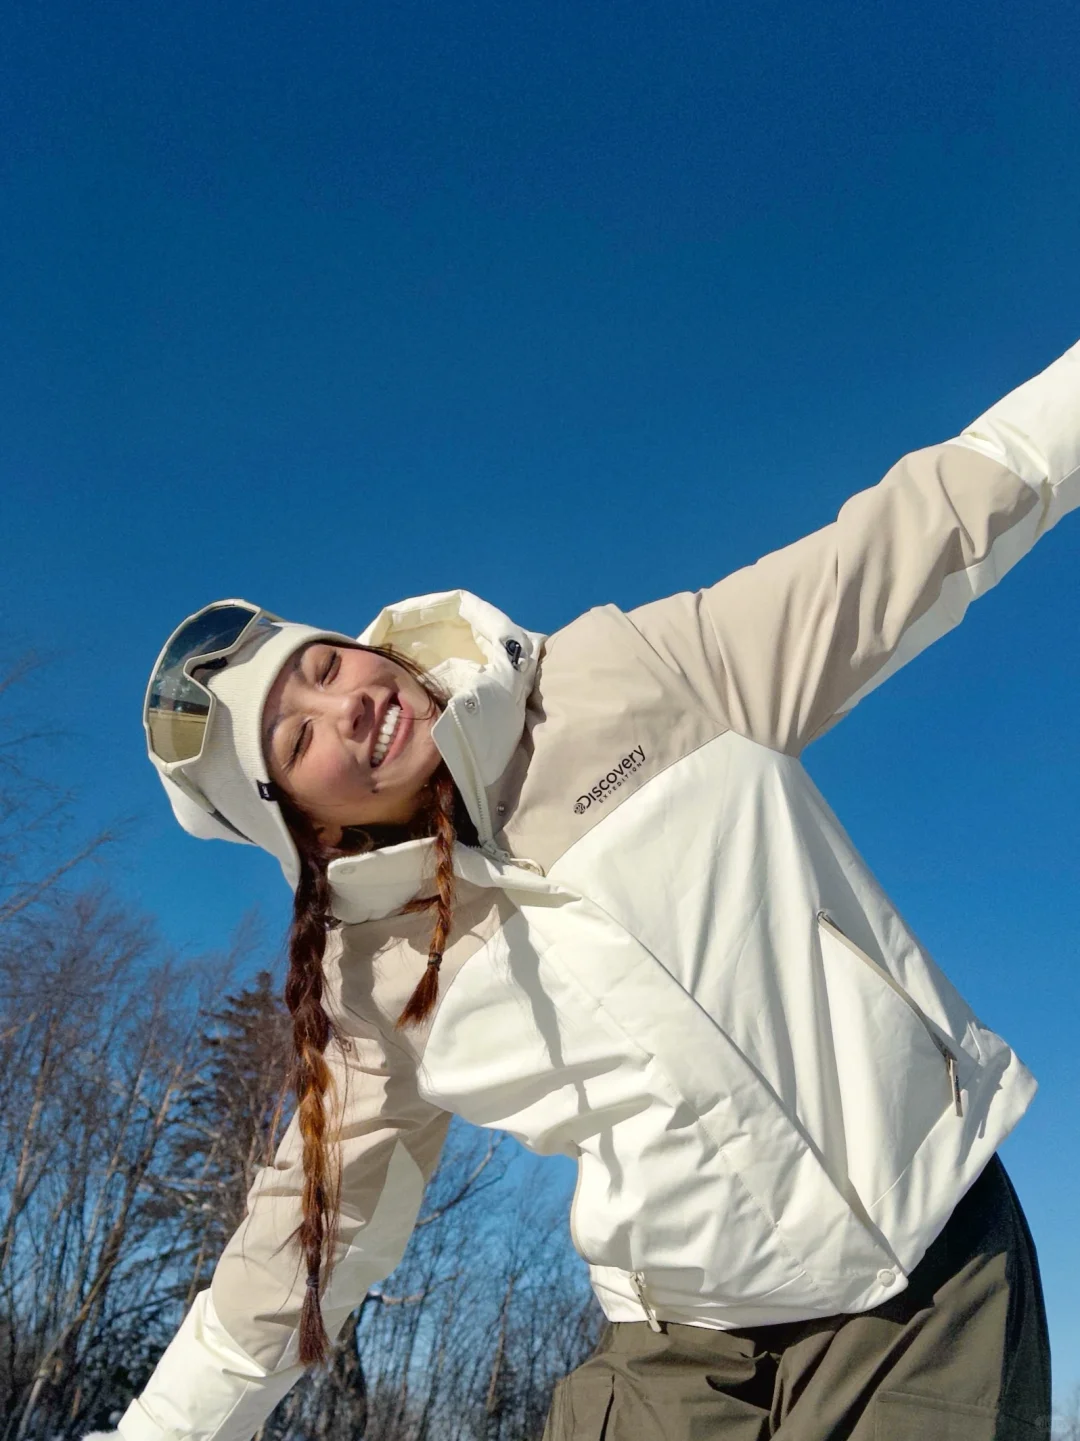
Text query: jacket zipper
817 911 963 1117
629 1271 663 1332
450 703 546 875
448 701 495 845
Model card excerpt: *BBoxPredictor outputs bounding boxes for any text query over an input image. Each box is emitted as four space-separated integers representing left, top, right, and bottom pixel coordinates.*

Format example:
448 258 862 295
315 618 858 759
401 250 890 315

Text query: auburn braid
282 807 342 1366
396 770 458 1029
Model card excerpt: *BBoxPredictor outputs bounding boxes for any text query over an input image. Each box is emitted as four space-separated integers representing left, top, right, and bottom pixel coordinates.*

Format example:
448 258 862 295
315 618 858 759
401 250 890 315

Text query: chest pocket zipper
817 911 963 1118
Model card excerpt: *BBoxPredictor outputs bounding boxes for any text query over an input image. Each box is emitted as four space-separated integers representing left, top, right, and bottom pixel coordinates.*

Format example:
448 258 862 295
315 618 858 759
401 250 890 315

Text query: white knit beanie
149 613 355 888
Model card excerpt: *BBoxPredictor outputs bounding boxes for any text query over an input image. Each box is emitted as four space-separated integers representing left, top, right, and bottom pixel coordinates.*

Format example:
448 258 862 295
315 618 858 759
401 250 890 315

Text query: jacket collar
327 590 544 924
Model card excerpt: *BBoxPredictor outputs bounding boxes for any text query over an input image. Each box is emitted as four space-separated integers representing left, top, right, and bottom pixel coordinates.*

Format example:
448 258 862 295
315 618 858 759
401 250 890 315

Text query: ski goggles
143 599 281 818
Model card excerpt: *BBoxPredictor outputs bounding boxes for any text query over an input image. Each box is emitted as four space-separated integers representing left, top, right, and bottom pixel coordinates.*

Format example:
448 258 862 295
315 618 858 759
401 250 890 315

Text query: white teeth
371 702 401 767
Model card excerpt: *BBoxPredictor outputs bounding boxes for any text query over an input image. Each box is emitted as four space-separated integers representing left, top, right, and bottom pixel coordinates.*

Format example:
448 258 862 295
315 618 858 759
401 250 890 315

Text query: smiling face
261 642 444 843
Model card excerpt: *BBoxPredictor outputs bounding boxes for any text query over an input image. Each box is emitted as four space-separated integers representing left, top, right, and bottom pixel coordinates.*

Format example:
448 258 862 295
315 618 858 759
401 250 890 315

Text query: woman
95 342 1077 1441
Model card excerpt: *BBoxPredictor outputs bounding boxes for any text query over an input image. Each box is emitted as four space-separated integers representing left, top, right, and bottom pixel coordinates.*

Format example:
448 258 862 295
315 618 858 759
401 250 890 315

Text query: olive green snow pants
543 1157 1050 1440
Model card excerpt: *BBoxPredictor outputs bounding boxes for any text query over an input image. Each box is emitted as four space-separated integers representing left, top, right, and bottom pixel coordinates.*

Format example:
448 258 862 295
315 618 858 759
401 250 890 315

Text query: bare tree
0 889 238 1438
0 658 226 1436
0 655 117 928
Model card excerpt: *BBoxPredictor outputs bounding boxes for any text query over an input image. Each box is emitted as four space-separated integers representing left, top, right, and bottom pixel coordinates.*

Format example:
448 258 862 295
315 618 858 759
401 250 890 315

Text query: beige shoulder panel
629 444 1040 754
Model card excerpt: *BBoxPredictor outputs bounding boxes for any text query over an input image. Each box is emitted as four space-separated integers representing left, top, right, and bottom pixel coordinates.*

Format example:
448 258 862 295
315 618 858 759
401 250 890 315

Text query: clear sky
2 0 1078 1399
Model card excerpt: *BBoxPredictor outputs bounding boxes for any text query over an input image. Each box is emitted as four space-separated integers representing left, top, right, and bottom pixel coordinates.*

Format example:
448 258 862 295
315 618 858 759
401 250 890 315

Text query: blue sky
2 0 1079 1398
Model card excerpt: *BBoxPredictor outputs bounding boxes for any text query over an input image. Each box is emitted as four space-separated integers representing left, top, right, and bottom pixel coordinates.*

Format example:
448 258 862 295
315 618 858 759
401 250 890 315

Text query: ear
315 821 344 848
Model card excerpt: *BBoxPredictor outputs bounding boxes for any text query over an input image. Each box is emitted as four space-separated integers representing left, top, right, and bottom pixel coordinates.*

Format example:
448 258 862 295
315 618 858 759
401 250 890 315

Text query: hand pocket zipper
816 911 963 1118
630 1271 663 1332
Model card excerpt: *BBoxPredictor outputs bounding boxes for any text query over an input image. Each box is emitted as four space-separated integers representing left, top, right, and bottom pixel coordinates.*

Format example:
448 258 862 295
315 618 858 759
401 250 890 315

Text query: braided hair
276 652 473 1364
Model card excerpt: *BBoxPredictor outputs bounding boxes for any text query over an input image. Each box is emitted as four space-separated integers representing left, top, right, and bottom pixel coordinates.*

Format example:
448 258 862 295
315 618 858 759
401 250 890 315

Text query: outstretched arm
114 991 449 1441
629 340 1079 754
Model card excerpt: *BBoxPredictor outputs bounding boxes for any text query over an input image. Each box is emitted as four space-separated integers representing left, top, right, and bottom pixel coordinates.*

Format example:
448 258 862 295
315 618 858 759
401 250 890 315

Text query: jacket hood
328 590 545 923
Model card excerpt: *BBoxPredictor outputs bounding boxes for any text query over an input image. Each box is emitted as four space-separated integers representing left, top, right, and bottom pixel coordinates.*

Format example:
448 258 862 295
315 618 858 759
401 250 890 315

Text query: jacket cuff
948 337 1080 534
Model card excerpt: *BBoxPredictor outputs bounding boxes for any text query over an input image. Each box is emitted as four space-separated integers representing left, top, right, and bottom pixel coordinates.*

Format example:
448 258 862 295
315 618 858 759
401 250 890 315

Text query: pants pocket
542 1368 615 1441
875 1391 999 1441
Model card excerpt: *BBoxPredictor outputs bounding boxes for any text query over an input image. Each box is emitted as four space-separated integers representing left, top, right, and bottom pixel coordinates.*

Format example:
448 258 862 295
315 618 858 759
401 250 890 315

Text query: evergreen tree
162 969 292 1304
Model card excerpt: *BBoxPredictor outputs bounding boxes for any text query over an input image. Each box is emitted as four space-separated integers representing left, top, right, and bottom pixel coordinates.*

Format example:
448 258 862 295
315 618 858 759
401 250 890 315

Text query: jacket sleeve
117 998 450 1441
627 339 1080 754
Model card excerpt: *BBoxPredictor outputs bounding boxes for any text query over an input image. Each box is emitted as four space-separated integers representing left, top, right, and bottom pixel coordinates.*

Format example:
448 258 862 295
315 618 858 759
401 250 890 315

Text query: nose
332 689 368 740
310 684 366 740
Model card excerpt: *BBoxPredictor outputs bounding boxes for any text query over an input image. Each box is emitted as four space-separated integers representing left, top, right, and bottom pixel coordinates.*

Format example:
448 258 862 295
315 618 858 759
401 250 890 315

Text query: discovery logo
574 746 646 814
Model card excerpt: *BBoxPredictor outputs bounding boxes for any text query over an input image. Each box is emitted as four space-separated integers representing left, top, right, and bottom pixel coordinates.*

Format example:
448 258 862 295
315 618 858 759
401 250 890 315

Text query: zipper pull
479 839 546 875
513 856 545 875
945 1052 964 1117
630 1271 663 1332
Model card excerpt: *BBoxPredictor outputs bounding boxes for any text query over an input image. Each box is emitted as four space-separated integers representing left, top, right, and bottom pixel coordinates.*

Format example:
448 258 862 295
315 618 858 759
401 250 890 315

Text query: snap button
496 802 507 815
876 1268 897 1287
462 695 478 713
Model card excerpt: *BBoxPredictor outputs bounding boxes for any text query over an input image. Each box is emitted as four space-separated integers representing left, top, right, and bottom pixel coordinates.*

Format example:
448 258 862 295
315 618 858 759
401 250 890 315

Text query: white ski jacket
120 343 1079 1441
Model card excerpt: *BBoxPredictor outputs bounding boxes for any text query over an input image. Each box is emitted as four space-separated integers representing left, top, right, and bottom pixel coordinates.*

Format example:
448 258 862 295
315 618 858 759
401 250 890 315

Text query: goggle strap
190 654 230 677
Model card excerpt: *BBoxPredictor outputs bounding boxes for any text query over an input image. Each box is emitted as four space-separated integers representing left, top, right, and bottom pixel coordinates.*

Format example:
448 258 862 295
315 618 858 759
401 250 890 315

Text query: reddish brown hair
275 647 471 1365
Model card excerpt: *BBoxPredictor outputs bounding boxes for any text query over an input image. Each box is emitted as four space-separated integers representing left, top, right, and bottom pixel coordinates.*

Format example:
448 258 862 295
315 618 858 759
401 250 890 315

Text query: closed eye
286 720 310 771
320 651 340 685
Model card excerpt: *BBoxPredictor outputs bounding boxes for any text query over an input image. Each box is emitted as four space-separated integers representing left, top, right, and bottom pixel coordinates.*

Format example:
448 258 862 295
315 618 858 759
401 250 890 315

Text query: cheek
409 723 443 787
304 742 364 802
